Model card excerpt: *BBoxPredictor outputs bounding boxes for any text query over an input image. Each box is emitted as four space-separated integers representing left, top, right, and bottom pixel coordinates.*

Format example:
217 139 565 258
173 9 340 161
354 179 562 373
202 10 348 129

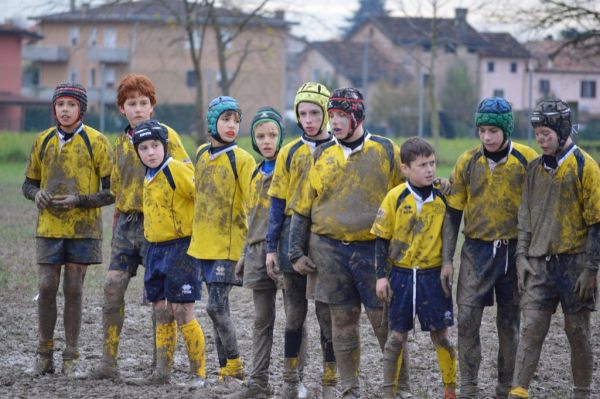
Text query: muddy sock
63 266 86 360
436 346 457 388
322 361 337 387
512 310 551 389
207 283 240 361
223 357 244 378
334 334 360 393
155 321 177 376
457 305 483 394
382 335 404 397
102 303 124 367
181 319 206 378
497 305 520 396
37 266 60 342
250 289 276 385
565 311 593 395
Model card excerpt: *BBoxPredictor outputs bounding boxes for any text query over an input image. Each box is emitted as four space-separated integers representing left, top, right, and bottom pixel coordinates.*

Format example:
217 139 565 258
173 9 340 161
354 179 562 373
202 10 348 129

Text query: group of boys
23 73 599 399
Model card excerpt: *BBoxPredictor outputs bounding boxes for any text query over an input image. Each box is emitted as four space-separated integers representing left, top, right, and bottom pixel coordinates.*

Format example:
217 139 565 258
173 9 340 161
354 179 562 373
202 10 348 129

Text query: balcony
22 46 69 63
86 47 129 64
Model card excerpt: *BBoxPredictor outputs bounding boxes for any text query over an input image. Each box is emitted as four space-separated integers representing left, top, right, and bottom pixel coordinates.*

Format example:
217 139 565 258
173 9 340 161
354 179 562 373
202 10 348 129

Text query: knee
206 301 226 322
103 271 129 302
172 304 193 325
457 307 481 336
154 305 174 325
38 275 59 298
285 302 307 331
331 305 361 333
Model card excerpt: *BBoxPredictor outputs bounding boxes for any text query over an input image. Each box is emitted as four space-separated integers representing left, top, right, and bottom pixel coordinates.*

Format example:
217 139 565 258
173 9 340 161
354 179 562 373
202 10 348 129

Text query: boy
88 74 191 379
232 106 285 398
266 82 337 398
131 119 205 386
188 96 256 382
22 83 113 375
442 97 538 398
508 100 600 399
372 137 456 399
289 87 405 398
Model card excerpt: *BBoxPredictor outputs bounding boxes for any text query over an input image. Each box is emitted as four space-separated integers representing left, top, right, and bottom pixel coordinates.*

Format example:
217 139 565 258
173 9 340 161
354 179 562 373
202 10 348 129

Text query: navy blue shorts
36 237 102 265
198 259 241 286
109 212 148 276
308 234 381 309
457 238 519 307
521 253 596 314
144 237 201 303
389 267 454 332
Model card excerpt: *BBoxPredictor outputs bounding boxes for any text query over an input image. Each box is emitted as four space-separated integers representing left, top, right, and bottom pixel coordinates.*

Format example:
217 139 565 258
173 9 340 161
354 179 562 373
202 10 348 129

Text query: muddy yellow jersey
25 125 113 239
246 163 273 245
188 144 256 261
111 125 191 213
519 146 600 256
447 142 538 241
268 136 333 216
292 133 403 242
372 183 446 270
143 158 195 243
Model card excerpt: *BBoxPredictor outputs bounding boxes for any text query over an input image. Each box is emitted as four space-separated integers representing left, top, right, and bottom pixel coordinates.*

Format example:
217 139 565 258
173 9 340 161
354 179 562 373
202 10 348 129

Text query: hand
440 263 454 297
434 177 451 195
376 277 392 302
51 194 79 211
234 257 244 281
292 255 316 275
516 255 536 295
34 190 52 210
573 268 597 302
265 252 281 282
112 210 119 232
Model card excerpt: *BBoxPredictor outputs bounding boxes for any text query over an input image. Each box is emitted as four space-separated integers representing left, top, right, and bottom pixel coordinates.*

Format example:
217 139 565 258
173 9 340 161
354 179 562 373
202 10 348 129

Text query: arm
375 237 392 302
22 177 52 209
441 207 462 297
266 197 286 253
574 223 600 301
288 211 316 275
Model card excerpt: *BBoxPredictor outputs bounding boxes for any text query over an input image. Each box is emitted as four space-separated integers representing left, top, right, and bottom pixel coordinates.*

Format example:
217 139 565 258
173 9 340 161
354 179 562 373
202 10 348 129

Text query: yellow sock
322 361 338 386
38 339 54 354
436 346 456 387
181 319 206 378
509 386 529 398
156 321 177 370
393 349 404 393
223 357 244 378
105 324 120 361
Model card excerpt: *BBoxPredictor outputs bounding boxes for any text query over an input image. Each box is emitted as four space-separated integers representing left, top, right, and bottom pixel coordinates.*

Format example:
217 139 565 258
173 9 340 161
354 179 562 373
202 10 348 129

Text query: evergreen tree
344 0 388 35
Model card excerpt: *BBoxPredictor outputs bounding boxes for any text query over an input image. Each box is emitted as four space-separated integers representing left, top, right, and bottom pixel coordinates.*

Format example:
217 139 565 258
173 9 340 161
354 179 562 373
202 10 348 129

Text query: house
526 39 600 118
22 0 290 134
0 24 43 131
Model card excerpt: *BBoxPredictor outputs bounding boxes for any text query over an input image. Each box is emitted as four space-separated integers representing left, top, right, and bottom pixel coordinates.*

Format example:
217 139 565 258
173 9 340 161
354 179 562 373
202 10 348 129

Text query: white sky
0 0 548 42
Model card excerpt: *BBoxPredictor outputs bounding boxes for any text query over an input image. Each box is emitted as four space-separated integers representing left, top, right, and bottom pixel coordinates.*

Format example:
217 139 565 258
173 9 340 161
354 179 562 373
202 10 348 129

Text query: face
216 111 241 143
534 126 560 155
328 109 352 140
253 121 280 160
401 154 436 187
119 93 154 128
137 139 165 168
297 102 324 136
478 125 506 152
54 97 81 130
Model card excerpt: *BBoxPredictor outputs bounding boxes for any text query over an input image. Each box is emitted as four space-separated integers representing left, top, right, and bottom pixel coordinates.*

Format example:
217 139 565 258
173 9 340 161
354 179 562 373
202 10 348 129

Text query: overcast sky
0 0 545 42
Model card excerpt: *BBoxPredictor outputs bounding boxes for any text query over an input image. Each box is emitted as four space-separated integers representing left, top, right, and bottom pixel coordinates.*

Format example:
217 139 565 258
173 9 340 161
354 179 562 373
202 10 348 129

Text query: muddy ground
0 182 599 398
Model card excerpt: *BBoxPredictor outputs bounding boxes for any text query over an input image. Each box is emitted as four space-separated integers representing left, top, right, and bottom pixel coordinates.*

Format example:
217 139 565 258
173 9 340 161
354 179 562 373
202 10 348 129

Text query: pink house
0 24 43 132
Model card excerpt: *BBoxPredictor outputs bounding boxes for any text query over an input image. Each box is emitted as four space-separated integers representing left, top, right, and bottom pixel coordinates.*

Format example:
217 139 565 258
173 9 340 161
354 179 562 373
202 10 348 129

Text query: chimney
455 8 468 24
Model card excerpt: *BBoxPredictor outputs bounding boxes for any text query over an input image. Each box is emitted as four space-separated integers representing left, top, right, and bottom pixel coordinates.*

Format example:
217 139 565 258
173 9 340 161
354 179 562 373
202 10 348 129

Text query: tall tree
344 0 388 35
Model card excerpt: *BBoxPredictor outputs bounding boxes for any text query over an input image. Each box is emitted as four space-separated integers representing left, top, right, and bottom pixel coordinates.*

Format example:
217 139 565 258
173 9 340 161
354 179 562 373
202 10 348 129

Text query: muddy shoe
127 371 170 386
180 377 207 389
279 381 299 399
62 359 81 377
340 387 361 399
297 382 308 399
322 384 336 399
82 363 119 380
444 387 457 399
225 380 273 398
397 389 414 398
32 355 55 376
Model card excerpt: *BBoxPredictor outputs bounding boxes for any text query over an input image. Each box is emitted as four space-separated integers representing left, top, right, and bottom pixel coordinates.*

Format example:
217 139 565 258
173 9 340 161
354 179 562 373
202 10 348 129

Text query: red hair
116 74 157 107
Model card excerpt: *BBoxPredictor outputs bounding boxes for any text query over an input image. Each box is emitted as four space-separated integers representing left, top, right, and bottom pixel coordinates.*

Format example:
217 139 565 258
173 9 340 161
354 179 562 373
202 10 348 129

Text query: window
103 67 116 89
186 70 197 87
89 68 96 87
69 67 79 83
104 28 117 48
88 27 97 46
185 30 202 49
487 62 495 72
493 89 504 98
510 62 518 73
221 29 234 49
539 79 550 95
69 27 80 46
581 80 596 98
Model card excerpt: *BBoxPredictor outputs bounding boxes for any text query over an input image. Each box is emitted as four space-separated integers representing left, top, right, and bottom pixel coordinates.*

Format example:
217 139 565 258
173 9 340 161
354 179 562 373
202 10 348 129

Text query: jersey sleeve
391 141 405 186
109 139 121 197
289 160 315 217
94 133 113 178
238 152 257 212
166 128 192 164
267 146 290 200
582 155 600 226
446 152 469 211
371 189 396 240
24 134 43 180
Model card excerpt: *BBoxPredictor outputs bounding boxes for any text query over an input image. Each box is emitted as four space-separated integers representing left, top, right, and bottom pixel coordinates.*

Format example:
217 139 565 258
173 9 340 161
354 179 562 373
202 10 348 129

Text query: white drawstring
493 239 510 274
412 267 418 329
